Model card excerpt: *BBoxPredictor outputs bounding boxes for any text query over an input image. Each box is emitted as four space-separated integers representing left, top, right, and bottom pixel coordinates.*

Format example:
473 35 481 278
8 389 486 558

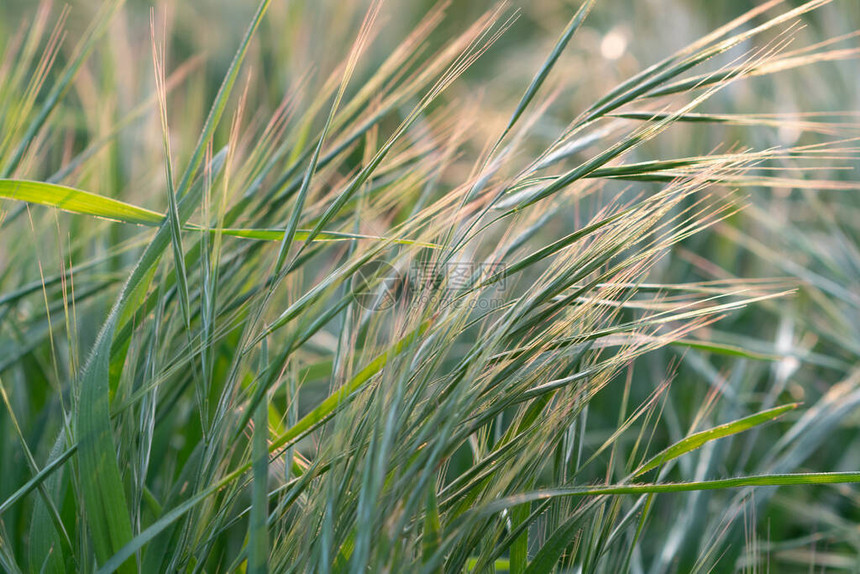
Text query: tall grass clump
0 0 858 571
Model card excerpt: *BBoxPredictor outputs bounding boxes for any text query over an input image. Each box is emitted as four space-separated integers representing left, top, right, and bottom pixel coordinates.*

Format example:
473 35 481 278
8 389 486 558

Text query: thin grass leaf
422 484 443 574
248 340 270 574
502 0 597 137
633 403 798 477
482 472 860 515
0 179 436 246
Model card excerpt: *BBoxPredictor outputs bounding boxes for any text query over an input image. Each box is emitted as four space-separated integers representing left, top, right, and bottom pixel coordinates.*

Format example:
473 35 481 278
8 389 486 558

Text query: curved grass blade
482 472 860 516
248 340 270 574
268 320 431 453
77 319 136 573
96 466 253 574
522 503 593 574
633 403 798 477
502 0 597 138
668 339 781 361
0 180 437 247
171 0 274 201
0 179 163 225
422 485 443 574
0 445 76 518
0 378 71 571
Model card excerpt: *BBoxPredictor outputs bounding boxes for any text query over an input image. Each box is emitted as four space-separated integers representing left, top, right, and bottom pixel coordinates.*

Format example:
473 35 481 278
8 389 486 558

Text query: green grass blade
509 503 530 574
0 378 70 572
77 323 136 573
96 466 253 574
422 484 443 574
0 179 436 247
171 0 274 200
502 0 597 137
0 446 77 518
248 341 270 574
523 507 589 574
0 179 163 225
483 472 860 514
668 339 781 361
151 24 192 339
268 321 430 453
633 403 798 477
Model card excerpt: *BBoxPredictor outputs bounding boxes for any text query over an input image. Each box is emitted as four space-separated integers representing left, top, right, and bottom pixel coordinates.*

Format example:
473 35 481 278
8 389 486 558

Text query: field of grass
1 0 859 572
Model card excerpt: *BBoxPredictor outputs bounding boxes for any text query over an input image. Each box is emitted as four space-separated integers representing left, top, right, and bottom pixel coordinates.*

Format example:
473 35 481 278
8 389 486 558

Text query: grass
0 0 858 572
